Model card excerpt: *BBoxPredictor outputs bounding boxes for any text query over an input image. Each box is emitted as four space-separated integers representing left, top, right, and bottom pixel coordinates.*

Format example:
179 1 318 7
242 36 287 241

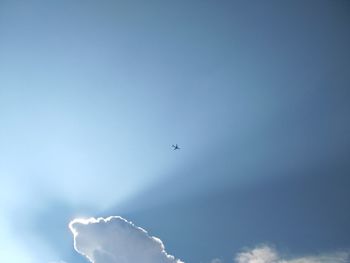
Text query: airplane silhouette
172 144 180 150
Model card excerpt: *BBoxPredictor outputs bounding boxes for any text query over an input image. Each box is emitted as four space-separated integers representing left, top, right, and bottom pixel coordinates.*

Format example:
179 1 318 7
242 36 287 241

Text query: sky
0 0 350 262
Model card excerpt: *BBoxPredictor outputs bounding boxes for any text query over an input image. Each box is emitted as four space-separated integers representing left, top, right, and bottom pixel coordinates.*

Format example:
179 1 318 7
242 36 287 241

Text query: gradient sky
1 1 350 262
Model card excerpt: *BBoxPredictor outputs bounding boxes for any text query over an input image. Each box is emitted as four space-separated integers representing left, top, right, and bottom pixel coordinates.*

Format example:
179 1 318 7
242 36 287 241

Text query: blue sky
0 1 350 262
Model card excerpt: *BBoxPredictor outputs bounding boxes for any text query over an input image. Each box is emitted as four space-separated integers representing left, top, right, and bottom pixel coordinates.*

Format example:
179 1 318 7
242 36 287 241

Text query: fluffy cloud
69 216 183 263
69 216 349 263
235 245 349 263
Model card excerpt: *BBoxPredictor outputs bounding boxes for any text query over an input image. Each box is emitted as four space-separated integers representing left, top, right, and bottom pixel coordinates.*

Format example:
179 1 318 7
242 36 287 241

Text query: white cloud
235 245 349 263
68 216 349 263
69 216 183 263
235 245 279 263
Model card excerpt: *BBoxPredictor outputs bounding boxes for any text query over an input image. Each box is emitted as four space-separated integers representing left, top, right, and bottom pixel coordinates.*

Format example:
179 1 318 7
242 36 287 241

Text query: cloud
69 216 349 263
235 245 349 263
235 245 279 263
69 216 183 263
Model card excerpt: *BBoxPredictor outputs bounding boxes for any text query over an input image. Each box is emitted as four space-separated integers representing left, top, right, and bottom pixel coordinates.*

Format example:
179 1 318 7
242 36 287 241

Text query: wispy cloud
235 245 349 263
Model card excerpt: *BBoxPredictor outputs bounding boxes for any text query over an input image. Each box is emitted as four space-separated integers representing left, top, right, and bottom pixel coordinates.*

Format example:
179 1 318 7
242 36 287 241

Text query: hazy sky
1 1 350 263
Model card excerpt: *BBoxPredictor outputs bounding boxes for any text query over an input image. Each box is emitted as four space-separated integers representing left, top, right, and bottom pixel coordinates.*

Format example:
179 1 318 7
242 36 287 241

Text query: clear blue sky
0 1 350 262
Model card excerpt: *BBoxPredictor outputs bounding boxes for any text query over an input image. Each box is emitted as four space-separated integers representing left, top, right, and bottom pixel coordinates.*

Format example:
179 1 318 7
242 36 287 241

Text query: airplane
172 144 180 150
